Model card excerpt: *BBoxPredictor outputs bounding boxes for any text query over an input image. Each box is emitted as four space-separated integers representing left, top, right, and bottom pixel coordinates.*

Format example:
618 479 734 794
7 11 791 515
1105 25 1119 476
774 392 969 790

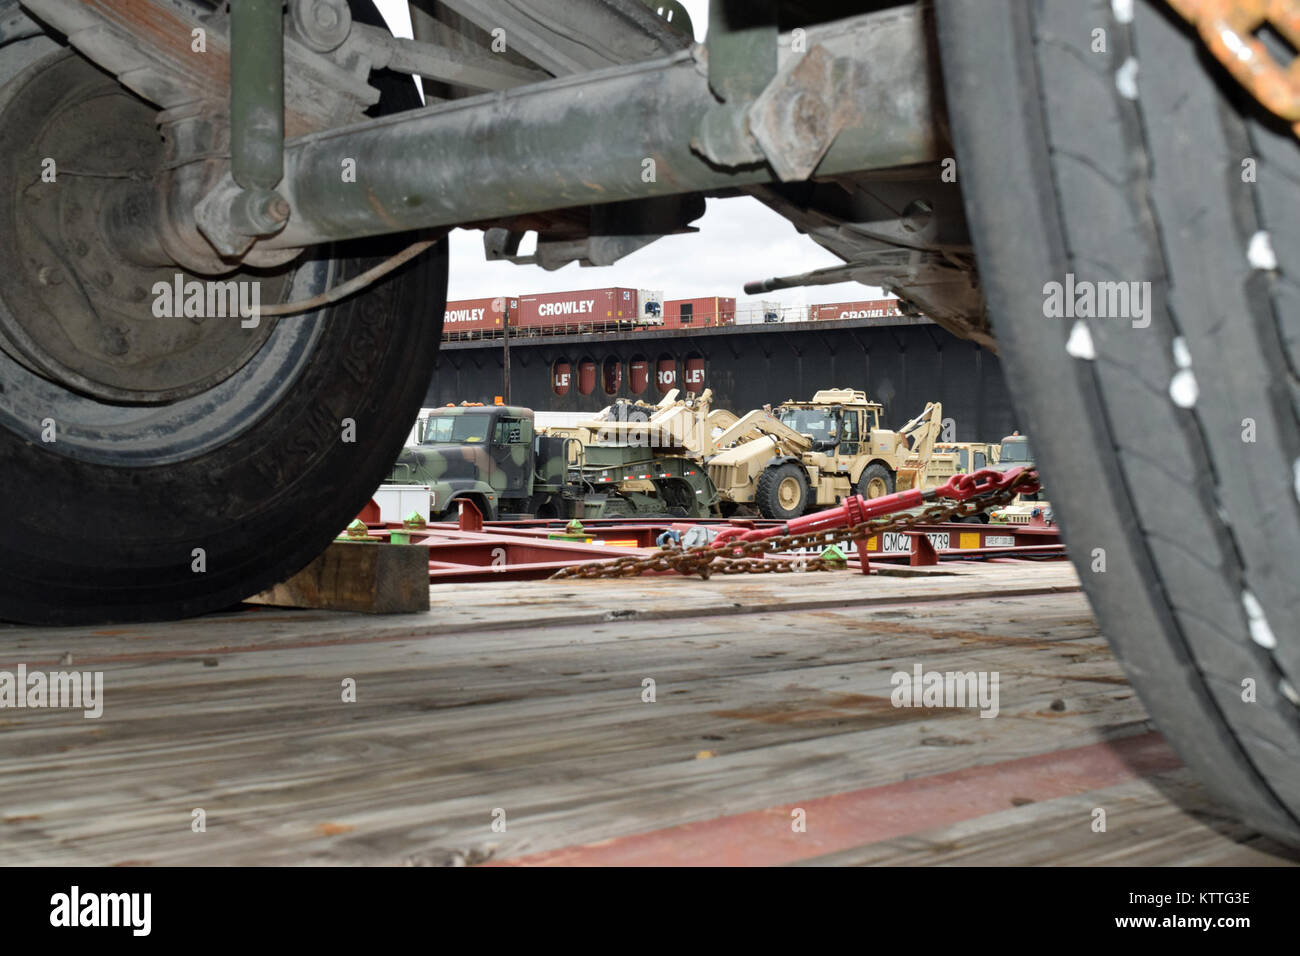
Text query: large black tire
755 462 809 520
938 0 1300 842
0 8 447 625
856 462 895 500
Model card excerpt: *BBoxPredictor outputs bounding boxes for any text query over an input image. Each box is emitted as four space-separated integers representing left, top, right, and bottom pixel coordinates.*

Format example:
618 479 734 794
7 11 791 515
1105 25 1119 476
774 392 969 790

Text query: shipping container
516 287 663 334
735 299 788 324
662 296 737 329
809 299 904 321
441 295 510 339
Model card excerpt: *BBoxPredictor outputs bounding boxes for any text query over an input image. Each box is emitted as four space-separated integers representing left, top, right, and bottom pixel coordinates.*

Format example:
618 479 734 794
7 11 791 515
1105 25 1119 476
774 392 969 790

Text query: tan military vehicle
922 441 1001 488
706 389 944 519
546 388 739 462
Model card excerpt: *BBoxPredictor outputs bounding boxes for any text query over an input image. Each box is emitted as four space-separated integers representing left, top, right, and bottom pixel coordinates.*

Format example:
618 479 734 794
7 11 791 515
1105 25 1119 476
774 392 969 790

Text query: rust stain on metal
1168 0 1300 136
365 188 402 229
81 0 317 136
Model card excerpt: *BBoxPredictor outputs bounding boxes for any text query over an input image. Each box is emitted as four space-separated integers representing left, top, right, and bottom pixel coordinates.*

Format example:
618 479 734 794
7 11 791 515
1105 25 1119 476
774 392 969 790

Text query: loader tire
856 463 896 500
756 463 809 520
938 0 1300 843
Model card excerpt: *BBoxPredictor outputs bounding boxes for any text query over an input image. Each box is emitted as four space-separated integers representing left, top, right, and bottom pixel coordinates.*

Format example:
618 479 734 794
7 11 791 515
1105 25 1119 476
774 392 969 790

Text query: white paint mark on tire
1242 590 1277 649
1247 230 1278 271
1281 679 1300 707
1169 336 1198 407
1066 320 1096 360
1112 0 1135 23
1115 57 1139 99
1169 369 1198 408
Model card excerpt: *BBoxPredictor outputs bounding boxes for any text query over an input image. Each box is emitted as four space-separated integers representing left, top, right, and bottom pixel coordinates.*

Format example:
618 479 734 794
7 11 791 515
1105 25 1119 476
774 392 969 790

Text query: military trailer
1 0 1298 847
386 404 718 521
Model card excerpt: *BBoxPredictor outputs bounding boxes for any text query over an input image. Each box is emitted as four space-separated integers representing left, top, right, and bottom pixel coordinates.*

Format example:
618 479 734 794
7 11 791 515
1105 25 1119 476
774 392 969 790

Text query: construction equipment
547 388 739 460
385 402 718 522
706 389 944 519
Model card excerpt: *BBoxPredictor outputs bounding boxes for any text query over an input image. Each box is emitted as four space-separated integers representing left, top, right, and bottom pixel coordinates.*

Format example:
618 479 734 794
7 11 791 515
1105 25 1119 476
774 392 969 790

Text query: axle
95 5 938 271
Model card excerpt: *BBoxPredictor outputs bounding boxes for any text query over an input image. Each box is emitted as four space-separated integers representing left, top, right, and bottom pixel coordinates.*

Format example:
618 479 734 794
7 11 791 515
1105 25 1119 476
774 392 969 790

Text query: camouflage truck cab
389 405 557 520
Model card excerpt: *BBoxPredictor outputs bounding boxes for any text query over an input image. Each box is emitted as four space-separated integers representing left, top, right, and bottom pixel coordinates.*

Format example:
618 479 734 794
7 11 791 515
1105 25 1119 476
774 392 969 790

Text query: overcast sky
374 0 882 312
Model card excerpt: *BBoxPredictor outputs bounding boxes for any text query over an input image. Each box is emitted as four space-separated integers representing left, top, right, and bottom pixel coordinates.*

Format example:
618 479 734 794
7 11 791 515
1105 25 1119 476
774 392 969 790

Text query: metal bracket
748 44 855 182
692 0 776 167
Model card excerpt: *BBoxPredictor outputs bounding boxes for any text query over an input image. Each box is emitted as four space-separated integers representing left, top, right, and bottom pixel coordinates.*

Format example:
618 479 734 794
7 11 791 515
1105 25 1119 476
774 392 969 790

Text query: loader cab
776 405 841 451
835 404 882 456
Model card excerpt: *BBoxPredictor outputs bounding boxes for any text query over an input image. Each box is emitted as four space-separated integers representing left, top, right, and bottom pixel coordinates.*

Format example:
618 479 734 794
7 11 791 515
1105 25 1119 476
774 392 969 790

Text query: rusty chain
551 470 1040 580
1167 0 1300 137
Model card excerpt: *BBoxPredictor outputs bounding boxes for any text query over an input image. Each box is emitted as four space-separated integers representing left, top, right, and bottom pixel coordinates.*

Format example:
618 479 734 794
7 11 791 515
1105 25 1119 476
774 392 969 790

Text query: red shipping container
663 296 737 329
808 299 903 322
517 288 653 332
442 296 509 338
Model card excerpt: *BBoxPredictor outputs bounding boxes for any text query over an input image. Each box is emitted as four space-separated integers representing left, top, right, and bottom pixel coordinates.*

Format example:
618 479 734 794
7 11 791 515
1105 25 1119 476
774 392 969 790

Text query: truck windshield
1000 440 1032 462
778 409 838 442
422 413 494 444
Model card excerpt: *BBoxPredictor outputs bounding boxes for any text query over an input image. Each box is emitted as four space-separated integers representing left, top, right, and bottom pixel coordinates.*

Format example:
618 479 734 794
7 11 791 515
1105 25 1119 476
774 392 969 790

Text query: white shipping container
637 289 665 325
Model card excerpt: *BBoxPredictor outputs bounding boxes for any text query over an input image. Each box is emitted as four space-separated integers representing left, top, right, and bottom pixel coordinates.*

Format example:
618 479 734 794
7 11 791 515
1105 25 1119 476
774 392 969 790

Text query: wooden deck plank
0 563 1288 866
795 769 1300 866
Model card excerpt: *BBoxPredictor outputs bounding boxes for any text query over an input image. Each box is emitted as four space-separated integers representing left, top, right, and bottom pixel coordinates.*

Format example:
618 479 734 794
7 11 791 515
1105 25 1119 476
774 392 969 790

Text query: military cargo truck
386 404 718 521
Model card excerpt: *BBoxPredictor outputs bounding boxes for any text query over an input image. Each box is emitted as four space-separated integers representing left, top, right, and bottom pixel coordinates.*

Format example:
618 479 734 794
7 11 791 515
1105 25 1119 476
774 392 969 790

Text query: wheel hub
778 476 801 509
0 52 287 404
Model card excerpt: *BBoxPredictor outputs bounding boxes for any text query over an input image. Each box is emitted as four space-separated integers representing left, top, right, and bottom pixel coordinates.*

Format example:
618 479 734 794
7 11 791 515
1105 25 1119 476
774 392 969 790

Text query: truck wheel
938 0 1300 842
0 30 446 624
856 462 896 500
756 463 809 520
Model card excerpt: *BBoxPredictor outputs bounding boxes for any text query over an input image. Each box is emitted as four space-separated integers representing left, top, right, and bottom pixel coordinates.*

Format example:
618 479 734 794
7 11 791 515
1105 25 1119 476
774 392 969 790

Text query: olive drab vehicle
705 389 944 519
389 405 554 520
4 0 1299 848
387 403 719 521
